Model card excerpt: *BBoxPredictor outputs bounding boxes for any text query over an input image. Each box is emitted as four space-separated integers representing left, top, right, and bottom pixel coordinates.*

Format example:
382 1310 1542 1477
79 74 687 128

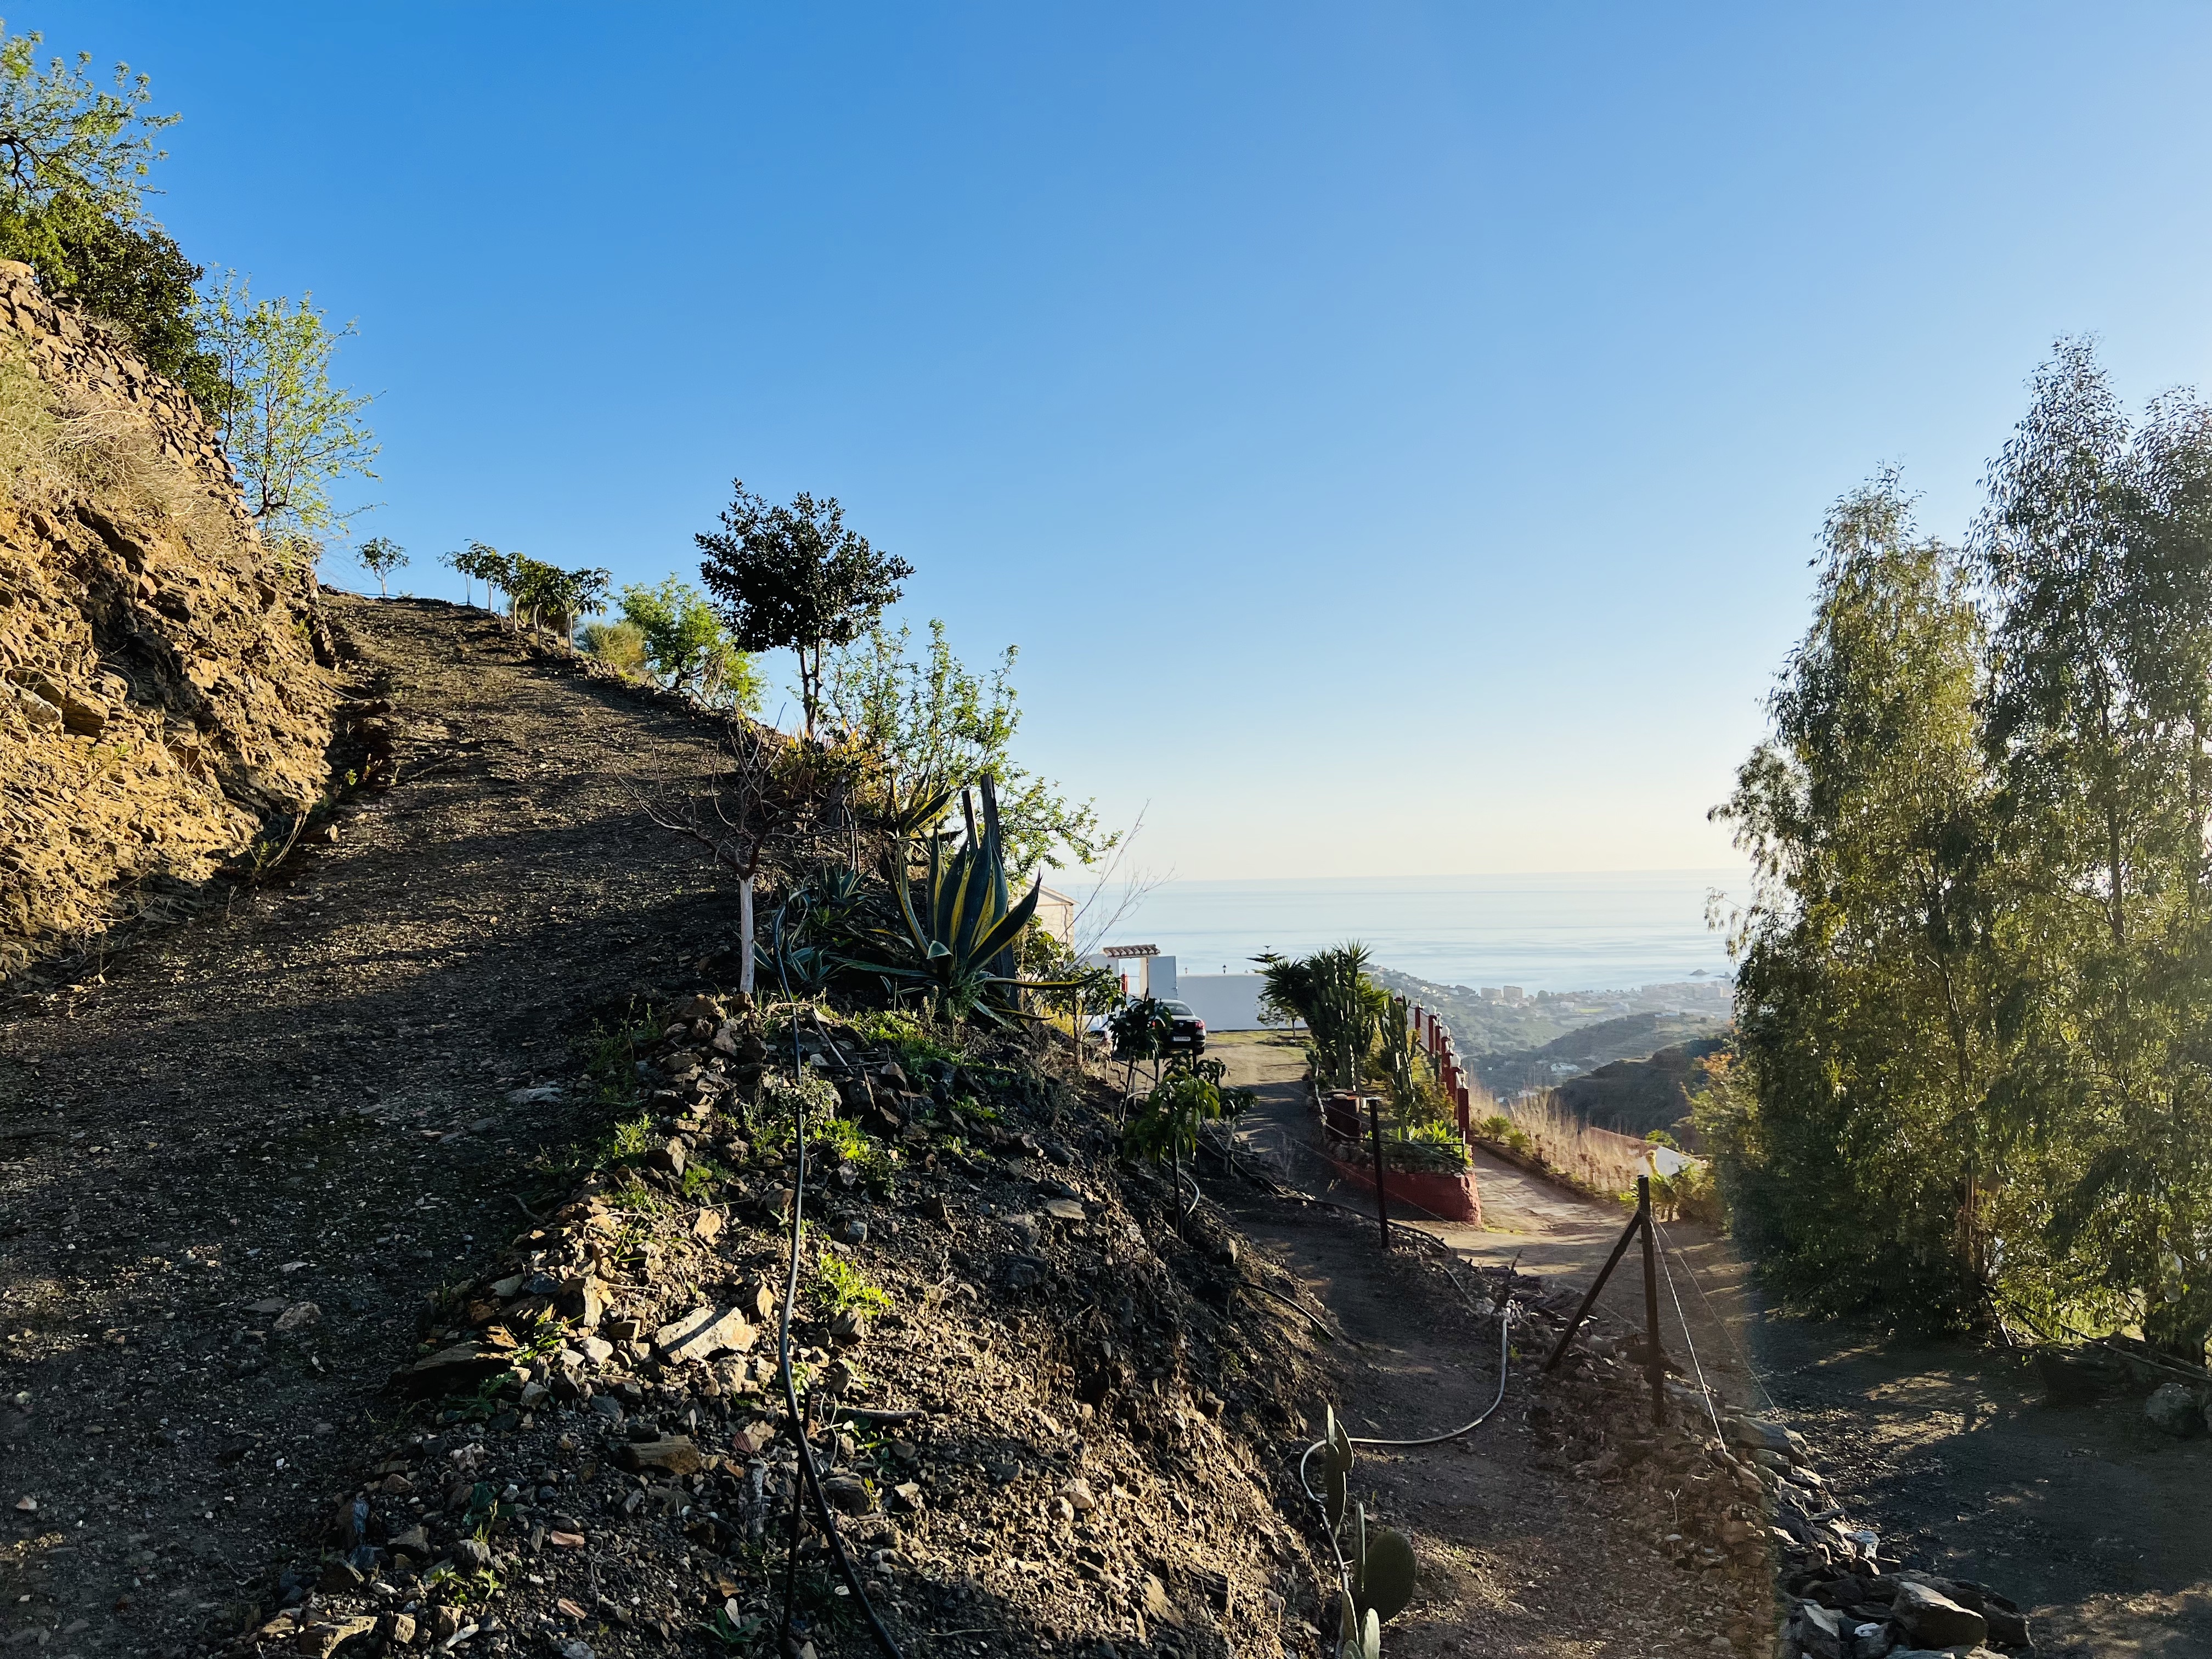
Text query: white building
1175 974 1269 1031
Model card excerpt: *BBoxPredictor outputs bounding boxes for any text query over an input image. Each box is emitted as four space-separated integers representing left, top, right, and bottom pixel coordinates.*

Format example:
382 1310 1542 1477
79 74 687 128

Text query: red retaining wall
1321 1144 1483 1226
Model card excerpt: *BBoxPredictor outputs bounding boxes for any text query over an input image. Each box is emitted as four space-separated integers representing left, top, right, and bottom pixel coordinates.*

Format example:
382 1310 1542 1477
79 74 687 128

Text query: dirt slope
0 596 744 1655
0 258 336 979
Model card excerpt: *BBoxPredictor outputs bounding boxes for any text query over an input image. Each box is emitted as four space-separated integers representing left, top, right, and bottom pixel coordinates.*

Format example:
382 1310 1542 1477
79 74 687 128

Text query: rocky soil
0 259 337 979
235 989 1355 1659
1 597 751 1654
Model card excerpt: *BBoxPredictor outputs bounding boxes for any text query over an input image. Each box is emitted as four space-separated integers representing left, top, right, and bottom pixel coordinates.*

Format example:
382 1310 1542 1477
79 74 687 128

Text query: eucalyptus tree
1972 341 2212 1358
1709 475 2001 1327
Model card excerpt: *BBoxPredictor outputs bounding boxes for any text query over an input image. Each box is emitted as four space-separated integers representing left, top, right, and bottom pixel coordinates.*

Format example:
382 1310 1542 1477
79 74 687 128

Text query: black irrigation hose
767 910 907 1659
1197 1119 1526 1447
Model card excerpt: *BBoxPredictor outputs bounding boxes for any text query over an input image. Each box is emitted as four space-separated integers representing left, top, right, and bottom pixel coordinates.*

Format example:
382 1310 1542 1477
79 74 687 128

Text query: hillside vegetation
1471 1011 1727 1099
1555 1039 1729 1141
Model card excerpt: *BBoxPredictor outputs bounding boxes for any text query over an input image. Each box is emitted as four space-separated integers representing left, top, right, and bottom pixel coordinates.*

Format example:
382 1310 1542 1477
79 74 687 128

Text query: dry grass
1504 1089 1651 1199
0 334 246 557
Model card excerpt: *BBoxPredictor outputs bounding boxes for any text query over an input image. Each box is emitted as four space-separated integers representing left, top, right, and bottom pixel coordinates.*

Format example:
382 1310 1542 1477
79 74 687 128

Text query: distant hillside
1556 1037 1728 1141
1373 967 1731 1061
1472 1011 1728 1097
1373 969 1585 1052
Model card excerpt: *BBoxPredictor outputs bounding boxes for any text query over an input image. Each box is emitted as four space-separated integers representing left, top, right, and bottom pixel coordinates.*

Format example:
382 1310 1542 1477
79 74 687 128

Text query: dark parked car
1160 999 1207 1055
1086 997 1207 1056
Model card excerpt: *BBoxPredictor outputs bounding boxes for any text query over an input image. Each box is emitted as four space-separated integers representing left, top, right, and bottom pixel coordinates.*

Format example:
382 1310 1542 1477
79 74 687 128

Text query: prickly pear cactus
1323 1406 1354 1528
1357 1520 1417 1623
1318 1404 1417 1657
1336 1591 1381 1659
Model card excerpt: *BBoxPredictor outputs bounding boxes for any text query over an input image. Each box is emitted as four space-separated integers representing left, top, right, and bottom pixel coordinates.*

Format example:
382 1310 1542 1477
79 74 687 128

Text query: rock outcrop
0 259 335 978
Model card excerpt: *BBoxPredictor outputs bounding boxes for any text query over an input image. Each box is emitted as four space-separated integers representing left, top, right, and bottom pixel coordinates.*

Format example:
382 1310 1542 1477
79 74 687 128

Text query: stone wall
0 259 336 979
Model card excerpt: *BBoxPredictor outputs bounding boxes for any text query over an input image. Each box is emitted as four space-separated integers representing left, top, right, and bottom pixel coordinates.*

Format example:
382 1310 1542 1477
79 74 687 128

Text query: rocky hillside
0 259 335 980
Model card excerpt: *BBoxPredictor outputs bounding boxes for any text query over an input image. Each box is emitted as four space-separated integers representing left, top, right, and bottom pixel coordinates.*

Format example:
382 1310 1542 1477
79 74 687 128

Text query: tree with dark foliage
696 482 913 737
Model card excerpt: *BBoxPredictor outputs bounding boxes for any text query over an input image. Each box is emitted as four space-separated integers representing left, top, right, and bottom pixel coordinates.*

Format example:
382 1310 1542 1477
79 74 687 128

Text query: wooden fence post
1638 1175 1665 1424
1369 1096 1390 1251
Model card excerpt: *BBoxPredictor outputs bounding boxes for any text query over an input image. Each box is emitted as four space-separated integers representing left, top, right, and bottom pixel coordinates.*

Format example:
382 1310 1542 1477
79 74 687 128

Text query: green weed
605 1175 663 1215
814 1255 890 1316
679 1156 730 1201
608 1113 656 1158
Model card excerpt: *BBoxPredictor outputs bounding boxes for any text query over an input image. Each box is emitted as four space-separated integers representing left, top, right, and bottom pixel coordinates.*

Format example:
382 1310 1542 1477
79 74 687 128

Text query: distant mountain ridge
1373 966 1729 1062
1472 1011 1728 1097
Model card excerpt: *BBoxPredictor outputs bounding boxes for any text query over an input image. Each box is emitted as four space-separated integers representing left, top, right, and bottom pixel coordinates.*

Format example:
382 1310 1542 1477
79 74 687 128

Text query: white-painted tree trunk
737 873 757 996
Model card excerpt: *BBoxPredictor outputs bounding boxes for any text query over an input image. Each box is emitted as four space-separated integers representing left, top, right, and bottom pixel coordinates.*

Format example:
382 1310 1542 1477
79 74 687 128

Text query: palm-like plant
1256 944 1387 1091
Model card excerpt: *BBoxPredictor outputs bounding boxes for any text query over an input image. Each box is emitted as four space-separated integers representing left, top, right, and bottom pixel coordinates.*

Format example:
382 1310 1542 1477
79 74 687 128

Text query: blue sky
53 3 2212 879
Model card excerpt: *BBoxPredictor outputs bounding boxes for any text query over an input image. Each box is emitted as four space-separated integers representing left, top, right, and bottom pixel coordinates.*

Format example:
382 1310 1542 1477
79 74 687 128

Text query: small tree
509 555 563 636
1108 995 1176 1100
630 721 833 995
440 548 473 607
195 272 379 548
1124 1058 1248 1235
357 535 407 597
618 577 763 708
825 619 1117 871
696 481 913 737
557 565 611 647
464 542 516 620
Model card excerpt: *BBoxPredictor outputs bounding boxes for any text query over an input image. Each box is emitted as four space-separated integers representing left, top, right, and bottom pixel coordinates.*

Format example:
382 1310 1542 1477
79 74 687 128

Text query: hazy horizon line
1070 866 1748 888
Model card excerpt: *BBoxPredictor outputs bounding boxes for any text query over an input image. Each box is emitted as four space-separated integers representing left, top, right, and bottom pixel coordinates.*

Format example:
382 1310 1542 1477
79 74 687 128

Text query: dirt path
1739 1294 2212 1658
1215 1032 2212 1659
1206 1033 1769 1657
1213 1034 1759 1407
0 597 742 1657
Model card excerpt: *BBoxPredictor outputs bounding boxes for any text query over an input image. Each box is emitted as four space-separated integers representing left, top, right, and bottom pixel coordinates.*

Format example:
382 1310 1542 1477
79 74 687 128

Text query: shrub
580 618 649 676
1650 1160 1724 1227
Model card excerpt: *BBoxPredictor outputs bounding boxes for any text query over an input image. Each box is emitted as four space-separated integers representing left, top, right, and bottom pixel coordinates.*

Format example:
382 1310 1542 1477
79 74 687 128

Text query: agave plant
769 865 887 993
849 833 1076 1024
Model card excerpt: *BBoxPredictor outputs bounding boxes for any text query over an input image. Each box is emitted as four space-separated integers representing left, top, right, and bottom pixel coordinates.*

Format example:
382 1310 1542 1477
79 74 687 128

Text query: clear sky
50 3 2212 880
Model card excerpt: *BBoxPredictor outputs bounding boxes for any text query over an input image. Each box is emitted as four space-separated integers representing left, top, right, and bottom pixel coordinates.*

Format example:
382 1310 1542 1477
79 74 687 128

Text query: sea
1073 870 1746 994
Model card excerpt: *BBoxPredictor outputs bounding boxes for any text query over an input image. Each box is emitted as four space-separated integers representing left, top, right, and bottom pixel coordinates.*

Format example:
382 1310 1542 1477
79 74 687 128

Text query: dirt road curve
1213 1033 1770 1657
0 597 740 1656
1216 1030 2212 1659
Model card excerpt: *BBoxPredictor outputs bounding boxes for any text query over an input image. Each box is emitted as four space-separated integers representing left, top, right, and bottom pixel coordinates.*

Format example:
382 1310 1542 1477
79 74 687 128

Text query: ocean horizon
1069 869 1746 994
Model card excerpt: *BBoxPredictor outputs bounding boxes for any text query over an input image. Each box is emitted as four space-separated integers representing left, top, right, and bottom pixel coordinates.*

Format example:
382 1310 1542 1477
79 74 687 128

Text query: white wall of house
1142 955 1177 1000
1178 973 1267 1031
1034 885 1076 945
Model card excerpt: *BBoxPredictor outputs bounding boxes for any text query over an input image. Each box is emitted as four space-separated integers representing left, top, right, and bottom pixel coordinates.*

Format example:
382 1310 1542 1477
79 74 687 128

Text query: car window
1164 1001 1194 1015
